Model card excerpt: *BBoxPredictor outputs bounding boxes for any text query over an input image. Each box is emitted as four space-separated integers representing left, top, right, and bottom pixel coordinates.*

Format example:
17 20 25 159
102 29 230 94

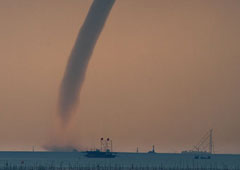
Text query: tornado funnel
58 0 116 125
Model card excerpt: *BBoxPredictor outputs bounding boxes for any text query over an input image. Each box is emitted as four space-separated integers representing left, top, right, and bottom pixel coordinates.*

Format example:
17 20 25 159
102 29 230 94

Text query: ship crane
100 137 113 152
192 129 214 154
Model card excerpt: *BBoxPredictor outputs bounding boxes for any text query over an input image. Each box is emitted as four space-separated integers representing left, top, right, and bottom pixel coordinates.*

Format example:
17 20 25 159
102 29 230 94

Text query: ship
148 145 156 154
181 129 214 159
85 138 117 158
85 149 116 158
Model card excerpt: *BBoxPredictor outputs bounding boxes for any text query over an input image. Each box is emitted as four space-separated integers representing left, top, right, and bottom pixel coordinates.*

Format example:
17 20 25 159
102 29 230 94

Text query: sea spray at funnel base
58 0 116 125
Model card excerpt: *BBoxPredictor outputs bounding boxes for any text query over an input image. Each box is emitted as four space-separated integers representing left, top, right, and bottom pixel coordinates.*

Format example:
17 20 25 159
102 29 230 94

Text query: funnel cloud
59 0 115 125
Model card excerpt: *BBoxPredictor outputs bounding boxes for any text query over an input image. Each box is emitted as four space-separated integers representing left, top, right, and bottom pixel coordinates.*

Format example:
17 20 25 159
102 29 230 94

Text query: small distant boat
85 149 116 158
148 145 156 154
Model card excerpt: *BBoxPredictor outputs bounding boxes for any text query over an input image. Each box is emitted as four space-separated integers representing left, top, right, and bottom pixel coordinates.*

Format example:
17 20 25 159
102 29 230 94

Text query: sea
0 152 239 170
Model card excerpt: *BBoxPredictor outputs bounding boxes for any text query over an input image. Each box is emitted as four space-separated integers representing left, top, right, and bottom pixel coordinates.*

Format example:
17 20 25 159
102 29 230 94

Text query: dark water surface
0 152 239 169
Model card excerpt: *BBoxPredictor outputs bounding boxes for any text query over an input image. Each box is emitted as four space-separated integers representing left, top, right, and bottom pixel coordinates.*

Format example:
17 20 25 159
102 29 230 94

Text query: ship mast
209 129 213 154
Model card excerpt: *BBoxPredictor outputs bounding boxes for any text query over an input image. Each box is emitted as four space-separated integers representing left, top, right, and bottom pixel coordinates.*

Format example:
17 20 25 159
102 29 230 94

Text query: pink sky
0 0 239 153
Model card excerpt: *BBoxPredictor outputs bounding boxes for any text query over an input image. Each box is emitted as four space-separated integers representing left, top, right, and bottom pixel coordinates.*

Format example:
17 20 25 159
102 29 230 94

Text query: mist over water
59 0 116 126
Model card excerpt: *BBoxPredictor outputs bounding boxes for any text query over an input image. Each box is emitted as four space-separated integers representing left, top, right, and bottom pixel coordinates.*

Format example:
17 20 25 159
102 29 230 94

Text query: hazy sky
0 0 240 153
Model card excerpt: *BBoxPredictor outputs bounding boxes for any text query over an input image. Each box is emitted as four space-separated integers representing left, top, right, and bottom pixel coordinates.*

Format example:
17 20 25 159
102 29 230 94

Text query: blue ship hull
85 151 116 158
